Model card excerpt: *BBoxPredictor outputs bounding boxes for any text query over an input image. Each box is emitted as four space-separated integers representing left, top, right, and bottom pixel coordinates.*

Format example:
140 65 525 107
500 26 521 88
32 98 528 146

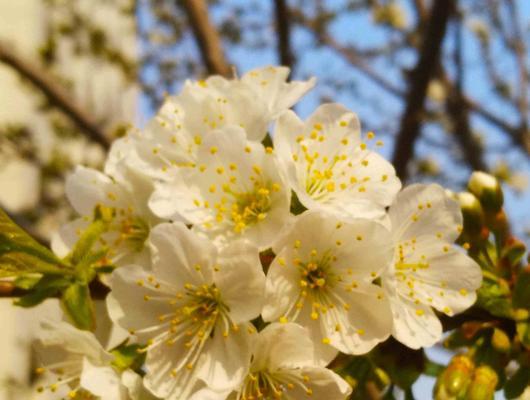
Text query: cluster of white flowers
36 66 482 399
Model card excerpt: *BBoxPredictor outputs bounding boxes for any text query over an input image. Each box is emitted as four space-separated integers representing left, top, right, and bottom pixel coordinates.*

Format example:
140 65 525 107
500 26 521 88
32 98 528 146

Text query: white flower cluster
37 66 482 400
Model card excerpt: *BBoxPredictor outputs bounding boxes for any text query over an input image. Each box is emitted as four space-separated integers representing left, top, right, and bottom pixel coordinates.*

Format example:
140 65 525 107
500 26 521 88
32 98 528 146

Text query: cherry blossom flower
274 103 401 220
107 66 315 181
149 126 290 250
52 164 162 268
382 184 482 349
107 222 265 399
230 323 351 400
34 321 149 400
262 210 394 365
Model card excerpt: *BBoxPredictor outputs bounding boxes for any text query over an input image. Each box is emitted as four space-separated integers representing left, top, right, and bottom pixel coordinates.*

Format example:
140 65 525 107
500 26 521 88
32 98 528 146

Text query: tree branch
179 0 231 77
0 42 110 150
273 0 295 69
391 0 454 180
445 12 487 172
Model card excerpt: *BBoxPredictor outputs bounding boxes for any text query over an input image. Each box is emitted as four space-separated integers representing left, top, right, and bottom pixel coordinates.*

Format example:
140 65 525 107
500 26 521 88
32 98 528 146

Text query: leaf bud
468 171 503 213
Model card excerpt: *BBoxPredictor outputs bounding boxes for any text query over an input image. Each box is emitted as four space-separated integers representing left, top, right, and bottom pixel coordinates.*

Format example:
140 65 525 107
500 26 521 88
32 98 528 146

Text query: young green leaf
0 208 69 277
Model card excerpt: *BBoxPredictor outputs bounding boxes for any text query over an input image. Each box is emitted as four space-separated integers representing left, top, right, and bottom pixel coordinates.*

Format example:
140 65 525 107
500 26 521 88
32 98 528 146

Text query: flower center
299 250 336 291
141 280 234 375
219 182 279 233
239 370 316 399
119 215 149 252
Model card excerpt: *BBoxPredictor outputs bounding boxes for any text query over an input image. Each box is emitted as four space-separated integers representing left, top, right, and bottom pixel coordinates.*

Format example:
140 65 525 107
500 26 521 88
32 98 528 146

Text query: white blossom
149 126 291 251
262 210 394 365
230 323 352 400
107 222 265 399
382 184 483 349
108 66 315 181
274 103 401 220
52 163 162 268
34 321 149 400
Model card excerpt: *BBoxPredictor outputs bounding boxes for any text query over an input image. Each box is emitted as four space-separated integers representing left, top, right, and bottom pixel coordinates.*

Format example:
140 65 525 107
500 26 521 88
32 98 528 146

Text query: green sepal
61 282 95 331
69 206 114 266
111 343 146 373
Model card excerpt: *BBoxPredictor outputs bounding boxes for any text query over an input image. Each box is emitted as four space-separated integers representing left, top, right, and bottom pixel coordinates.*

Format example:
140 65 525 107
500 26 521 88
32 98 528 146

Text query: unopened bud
435 354 474 399
468 172 503 213
457 192 485 238
491 328 510 353
466 365 498 400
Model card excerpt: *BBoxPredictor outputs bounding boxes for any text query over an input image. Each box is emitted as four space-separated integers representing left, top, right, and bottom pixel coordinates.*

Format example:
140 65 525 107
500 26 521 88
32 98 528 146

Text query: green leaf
14 274 72 307
476 272 512 318
13 274 42 290
505 366 530 399
61 282 95 331
15 286 57 307
0 208 68 277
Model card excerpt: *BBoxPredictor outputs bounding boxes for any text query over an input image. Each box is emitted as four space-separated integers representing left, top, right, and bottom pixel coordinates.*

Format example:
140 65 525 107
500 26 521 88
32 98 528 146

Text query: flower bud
468 172 503 213
435 354 474 399
466 365 498 400
457 192 485 238
491 328 510 353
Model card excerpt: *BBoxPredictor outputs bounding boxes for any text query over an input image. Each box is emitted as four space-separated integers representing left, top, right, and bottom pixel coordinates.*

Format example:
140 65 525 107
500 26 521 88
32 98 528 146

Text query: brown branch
445 12 487 172
179 0 231 77
391 0 455 181
274 0 295 69
0 42 110 150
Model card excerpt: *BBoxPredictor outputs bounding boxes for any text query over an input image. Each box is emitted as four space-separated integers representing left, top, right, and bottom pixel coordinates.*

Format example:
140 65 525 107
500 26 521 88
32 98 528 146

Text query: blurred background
0 0 528 398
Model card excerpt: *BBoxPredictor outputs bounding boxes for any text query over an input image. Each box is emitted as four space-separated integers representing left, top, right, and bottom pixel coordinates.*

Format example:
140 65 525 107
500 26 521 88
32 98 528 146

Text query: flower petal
389 183 463 242
215 240 265 324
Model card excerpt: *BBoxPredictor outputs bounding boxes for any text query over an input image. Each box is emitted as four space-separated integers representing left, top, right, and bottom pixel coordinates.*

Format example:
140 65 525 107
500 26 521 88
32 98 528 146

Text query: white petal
39 320 110 364
215 240 265 324
149 222 216 287
51 218 89 258
389 183 463 242
107 265 173 337
262 248 301 322
65 166 128 215
384 278 442 349
80 358 127 400
321 284 392 355
277 366 352 400
251 323 314 371
241 66 316 118
196 323 253 392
